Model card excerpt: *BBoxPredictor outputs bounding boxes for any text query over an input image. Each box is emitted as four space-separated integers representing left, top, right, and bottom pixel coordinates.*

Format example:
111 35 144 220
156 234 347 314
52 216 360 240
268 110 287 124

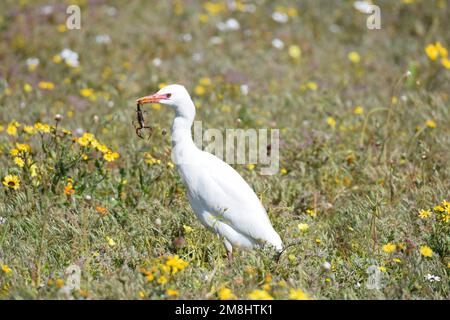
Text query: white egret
137 84 283 260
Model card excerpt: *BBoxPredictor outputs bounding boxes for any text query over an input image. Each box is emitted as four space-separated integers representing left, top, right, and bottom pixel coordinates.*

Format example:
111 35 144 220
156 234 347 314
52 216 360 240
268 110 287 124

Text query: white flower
425 274 441 282
40 5 53 15
240 84 249 95
60 49 79 67
106 6 117 16
74 128 84 136
180 33 192 42
26 57 40 67
272 12 288 23
271 38 284 49
152 58 162 67
210 36 223 45
217 18 240 31
192 53 203 62
0 216 6 225
321 261 331 271
95 34 111 44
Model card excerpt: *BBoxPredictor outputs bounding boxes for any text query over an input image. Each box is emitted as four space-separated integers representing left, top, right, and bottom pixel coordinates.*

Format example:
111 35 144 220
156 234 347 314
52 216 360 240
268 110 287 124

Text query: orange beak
136 93 171 104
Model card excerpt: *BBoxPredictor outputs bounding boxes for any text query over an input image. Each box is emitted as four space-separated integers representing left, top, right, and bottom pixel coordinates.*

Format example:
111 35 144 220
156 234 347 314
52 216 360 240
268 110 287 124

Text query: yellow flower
278 280 286 287
194 85 206 95
297 223 309 232
392 258 402 263
16 143 31 153
248 289 273 300
203 2 226 15
280 168 287 175
97 144 110 154
420 245 433 257
287 7 298 17
14 157 25 168
55 278 64 289
57 24 67 33
138 291 145 299
289 288 310 300
442 58 450 69
2 175 20 190
418 209 432 219
82 133 95 141
425 120 436 128
64 183 74 195
434 205 444 212
199 77 212 86
1 264 12 274
435 42 448 58
38 81 55 90
246 164 255 171
76 136 90 147
354 106 364 114
183 225 193 233
96 207 108 216
106 236 116 247
306 209 317 217
221 105 231 113
30 164 38 177
80 88 94 97
146 273 154 282
326 117 336 128
382 243 396 254
34 122 51 133
306 81 317 91
52 54 62 64
198 14 209 23
288 45 301 59
425 44 438 61
23 125 36 135
315 238 321 245
166 289 179 297
218 287 236 300
166 255 189 274
6 123 18 136
391 96 398 105
23 83 33 93
104 151 120 162
157 276 168 285
348 51 361 63
378 266 387 272
152 103 162 110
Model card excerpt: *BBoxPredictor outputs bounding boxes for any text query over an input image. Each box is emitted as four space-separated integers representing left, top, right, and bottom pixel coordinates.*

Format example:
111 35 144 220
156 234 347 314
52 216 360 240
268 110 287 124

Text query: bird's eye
165 93 172 98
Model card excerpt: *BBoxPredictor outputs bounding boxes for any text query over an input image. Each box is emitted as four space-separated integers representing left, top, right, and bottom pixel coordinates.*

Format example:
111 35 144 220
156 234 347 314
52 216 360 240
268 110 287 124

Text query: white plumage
137 84 282 258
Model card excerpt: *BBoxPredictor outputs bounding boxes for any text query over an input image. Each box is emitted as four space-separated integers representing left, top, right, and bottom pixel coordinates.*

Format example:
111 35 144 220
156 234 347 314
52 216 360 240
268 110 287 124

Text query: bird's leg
227 251 233 263
223 239 233 263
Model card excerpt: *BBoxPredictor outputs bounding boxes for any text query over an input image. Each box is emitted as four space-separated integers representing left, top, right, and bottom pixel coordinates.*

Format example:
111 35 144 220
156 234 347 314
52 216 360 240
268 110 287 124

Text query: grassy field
0 0 449 300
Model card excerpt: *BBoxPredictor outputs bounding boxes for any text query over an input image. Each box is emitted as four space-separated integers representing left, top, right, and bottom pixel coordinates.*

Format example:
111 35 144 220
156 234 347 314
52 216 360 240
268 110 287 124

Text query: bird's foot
227 251 233 263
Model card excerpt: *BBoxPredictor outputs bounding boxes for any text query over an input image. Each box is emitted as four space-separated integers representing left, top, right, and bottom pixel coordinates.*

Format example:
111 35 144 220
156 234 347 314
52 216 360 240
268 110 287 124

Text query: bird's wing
191 151 280 245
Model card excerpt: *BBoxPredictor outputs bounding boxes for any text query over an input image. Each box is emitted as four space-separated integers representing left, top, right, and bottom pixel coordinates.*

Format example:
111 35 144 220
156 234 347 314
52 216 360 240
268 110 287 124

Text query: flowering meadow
0 1 449 299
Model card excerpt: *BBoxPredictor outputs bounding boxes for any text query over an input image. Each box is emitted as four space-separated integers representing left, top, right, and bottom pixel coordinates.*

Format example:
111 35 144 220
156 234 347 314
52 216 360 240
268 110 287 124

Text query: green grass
0 0 449 299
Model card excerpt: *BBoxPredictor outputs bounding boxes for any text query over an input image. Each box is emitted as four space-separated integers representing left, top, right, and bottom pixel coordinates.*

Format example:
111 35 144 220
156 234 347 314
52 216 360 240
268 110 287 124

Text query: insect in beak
133 102 153 139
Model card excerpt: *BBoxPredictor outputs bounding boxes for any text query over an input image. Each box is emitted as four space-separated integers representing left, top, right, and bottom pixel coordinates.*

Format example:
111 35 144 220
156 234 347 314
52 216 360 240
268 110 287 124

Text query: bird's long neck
171 100 198 160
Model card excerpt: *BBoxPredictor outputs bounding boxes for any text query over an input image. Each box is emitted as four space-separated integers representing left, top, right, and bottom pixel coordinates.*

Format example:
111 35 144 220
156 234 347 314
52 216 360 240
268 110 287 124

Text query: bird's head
137 84 191 108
